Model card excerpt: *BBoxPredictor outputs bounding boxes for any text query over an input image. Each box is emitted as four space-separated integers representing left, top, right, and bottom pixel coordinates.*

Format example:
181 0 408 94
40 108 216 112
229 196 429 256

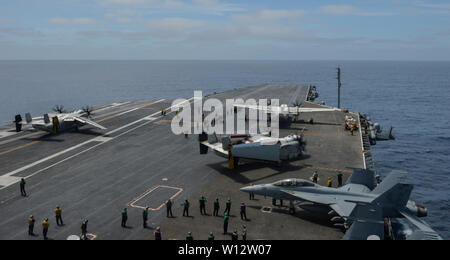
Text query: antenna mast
337 67 342 109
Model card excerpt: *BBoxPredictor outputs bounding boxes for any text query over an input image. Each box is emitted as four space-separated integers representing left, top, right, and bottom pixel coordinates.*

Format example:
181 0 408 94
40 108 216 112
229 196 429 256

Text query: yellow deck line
138 101 160 109
0 141 41 156
96 115 117 123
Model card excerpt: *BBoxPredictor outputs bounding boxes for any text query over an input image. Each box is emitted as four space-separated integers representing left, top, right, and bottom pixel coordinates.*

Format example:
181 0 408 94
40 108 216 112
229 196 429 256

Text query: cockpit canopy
273 179 315 187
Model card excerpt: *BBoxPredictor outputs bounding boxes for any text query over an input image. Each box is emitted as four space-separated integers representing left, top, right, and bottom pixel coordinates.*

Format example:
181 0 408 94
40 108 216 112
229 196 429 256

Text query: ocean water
0 60 449 239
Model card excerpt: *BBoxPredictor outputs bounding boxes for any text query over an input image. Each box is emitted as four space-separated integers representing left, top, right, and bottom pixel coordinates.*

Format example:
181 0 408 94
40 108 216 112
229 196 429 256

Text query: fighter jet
18 106 106 134
199 132 306 169
240 170 442 240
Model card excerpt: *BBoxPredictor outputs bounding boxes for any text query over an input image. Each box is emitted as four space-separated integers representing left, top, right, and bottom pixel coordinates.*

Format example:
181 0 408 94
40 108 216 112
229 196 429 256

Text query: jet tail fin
371 170 408 195
43 114 50 124
345 168 376 190
25 113 32 124
370 171 412 208
372 183 413 209
388 126 395 139
370 170 412 208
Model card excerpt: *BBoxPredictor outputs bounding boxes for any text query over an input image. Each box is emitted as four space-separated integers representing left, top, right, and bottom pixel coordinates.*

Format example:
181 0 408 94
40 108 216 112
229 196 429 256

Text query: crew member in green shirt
183 200 190 217
143 207 149 228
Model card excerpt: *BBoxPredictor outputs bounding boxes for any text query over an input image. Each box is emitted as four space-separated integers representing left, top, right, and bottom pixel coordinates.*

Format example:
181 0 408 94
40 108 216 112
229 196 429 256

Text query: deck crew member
213 198 220 217
42 218 50 240
81 220 88 240
186 232 194 240
224 199 231 215
166 199 173 218
208 232 215 241
121 208 128 227
20 178 27 197
54 206 63 226
183 200 190 217
223 214 230 234
28 215 35 236
242 225 247 241
240 203 247 220
327 178 333 188
312 171 319 183
143 207 149 228
337 172 343 187
154 227 162 240
231 230 238 241
199 196 207 215
249 185 255 200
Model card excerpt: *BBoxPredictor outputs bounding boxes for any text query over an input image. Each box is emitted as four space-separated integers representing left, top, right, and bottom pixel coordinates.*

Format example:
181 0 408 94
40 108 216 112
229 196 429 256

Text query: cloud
48 18 97 25
101 0 155 4
186 25 304 44
192 0 244 14
0 27 45 38
231 9 305 24
319 5 394 16
401 1 450 14
77 17 206 41
99 0 243 15
78 30 154 42
147 17 206 31
100 0 185 8
104 9 141 23
414 2 450 9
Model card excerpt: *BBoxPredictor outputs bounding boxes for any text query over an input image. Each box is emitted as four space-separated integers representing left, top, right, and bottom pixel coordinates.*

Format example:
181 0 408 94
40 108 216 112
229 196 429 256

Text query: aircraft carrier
0 84 378 240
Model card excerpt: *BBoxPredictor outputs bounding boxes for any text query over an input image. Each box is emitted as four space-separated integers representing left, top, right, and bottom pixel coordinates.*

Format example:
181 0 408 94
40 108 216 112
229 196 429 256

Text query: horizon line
1 59 450 62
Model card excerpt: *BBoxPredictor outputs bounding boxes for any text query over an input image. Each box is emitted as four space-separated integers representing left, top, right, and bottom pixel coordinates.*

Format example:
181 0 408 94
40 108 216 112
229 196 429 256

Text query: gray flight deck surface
0 84 363 240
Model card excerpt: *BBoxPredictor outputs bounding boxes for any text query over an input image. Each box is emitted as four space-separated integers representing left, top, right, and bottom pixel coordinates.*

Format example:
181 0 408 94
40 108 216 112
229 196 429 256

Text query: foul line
127 185 183 211
0 141 40 156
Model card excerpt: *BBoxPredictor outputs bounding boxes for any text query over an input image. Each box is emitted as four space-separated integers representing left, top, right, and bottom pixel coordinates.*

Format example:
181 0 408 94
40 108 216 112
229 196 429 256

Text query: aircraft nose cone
240 186 253 193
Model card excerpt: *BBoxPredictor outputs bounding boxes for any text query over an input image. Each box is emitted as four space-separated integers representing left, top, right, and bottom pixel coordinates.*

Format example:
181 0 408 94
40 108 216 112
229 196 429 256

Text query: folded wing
233 104 339 114
71 116 107 130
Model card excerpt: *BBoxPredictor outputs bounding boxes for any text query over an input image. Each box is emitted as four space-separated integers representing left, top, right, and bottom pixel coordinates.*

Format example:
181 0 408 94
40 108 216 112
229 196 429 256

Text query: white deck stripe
0 98 193 190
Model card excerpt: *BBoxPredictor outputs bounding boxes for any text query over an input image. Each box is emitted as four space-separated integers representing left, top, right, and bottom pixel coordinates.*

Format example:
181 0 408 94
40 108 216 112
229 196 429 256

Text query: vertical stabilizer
25 113 32 124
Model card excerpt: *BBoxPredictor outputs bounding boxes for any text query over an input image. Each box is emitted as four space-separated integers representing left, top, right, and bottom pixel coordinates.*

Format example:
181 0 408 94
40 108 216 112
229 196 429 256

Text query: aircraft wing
399 210 443 240
344 169 376 190
233 104 339 114
281 190 335 205
71 116 107 130
281 190 375 217
329 200 358 217
201 141 229 157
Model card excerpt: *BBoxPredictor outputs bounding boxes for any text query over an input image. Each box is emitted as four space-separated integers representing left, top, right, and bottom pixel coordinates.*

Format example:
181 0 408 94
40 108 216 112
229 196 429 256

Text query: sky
0 0 449 60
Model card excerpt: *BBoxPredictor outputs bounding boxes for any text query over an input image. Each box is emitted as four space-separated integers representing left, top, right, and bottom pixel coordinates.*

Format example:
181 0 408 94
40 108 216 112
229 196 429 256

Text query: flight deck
0 84 365 240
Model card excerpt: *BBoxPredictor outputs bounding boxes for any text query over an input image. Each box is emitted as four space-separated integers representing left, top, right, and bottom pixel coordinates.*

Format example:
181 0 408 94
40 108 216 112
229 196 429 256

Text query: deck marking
261 206 273 214
0 98 193 191
127 185 183 211
96 100 164 123
0 141 41 156
86 233 98 240
0 99 165 157
0 132 43 146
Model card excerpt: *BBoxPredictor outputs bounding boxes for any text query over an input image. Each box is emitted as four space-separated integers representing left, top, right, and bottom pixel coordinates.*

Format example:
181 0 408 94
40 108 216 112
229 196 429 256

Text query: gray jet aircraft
240 170 442 240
